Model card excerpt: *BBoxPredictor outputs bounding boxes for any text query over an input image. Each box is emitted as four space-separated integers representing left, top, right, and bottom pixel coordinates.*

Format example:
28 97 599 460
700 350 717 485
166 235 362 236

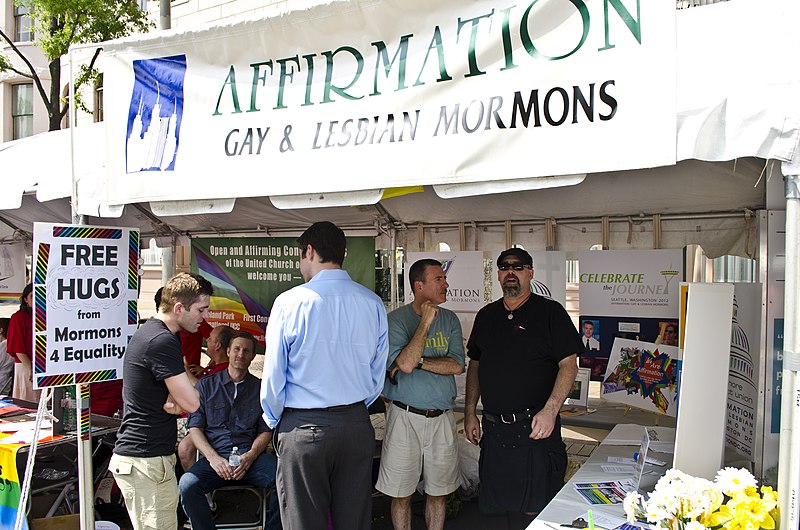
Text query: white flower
624 491 644 522
714 467 757 495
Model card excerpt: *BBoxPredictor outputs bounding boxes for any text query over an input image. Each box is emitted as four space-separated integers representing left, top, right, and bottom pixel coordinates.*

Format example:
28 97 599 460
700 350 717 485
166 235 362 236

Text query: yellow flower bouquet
623 467 778 530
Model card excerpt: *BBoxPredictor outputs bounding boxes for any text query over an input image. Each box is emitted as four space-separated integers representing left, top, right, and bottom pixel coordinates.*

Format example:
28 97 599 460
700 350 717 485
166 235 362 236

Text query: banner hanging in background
32 223 139 388
725 283 762 460
579 250 683 318
191 237 375 349
0 244 27 305
491 251 568 307
405 252 484 312
579 250 683 380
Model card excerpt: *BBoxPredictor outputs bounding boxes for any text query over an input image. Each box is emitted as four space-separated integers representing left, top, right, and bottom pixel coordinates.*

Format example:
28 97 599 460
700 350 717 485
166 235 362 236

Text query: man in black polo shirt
464 248 581 518
110 273 212 530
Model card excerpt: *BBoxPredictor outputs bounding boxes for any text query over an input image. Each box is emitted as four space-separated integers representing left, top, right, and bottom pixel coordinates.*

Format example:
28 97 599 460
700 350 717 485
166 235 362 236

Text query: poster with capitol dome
726 283 762 460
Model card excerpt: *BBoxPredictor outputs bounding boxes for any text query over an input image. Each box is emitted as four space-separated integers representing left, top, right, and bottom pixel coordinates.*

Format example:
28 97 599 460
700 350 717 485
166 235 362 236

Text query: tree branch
0 28 51 110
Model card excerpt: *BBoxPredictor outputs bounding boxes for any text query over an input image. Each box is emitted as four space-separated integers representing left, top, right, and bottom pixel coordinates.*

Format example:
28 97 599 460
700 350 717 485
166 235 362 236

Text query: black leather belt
392 401 445 418
285 402 363 413
482 409 535 424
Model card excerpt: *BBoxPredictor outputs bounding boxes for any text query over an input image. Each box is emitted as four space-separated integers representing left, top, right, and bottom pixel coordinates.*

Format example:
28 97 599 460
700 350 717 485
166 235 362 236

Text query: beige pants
12 362 39 403
110 453 179 530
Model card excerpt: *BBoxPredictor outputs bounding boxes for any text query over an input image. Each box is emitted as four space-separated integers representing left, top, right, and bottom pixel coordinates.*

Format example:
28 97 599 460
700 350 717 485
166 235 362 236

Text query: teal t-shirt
382 304 465 410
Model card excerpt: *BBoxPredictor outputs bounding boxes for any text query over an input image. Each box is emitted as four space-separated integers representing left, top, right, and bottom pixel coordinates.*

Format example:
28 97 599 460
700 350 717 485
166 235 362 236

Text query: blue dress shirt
260 268 389 429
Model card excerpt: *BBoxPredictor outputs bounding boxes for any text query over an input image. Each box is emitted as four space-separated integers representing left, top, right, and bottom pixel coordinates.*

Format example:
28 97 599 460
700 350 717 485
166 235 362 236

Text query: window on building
14 4 33 42
94 74 104 122
11 83 33 140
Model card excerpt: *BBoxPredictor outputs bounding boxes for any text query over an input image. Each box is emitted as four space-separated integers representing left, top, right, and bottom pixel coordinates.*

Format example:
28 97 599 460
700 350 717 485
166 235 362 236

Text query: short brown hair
229 331 258 352
159 273 213 313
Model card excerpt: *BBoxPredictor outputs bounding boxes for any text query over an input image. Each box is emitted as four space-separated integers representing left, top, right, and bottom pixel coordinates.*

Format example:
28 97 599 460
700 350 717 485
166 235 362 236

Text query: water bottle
228 446 241 467
61 386 77 432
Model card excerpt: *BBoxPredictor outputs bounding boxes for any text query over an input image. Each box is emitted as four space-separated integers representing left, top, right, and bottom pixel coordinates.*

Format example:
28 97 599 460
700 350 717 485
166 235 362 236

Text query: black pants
274 404 374 530
479 416 567 514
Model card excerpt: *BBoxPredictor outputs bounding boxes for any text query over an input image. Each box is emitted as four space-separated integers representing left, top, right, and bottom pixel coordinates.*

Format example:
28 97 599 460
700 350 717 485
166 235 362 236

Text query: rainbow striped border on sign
128 300 138 325
37 374 73 387
34 242 49 284
128 231 139 289
37 368 118 389
35 335 46 374
34 285 46 333
79 384 91 440
52 226 122 239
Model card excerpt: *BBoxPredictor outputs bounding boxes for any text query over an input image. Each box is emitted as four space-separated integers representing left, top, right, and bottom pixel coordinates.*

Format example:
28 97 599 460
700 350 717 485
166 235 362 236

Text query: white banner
32 223 139 388
491 250 567 306
0 243 27 305
103 0 676 205
726 282 762 460
405 251 484 312
579 250 683 318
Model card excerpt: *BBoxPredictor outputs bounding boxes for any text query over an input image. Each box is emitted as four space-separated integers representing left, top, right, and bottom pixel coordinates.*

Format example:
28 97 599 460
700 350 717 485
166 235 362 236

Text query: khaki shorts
110 453 179 530
375 405 460 497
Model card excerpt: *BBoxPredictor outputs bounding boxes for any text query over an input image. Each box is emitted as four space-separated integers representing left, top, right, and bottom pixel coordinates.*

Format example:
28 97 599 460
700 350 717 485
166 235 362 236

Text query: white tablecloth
527 424 675 530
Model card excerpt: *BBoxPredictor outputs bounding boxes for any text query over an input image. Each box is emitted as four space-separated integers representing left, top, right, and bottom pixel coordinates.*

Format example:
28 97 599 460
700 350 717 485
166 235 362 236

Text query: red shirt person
8 284 37 403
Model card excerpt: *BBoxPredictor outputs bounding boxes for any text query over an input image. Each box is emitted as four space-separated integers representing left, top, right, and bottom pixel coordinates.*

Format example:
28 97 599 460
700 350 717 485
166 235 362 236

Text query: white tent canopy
0 0 796 257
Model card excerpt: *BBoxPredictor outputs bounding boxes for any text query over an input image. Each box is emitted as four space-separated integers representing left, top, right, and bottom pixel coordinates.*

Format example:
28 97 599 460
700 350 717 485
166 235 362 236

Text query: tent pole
67 44 95 530
389 228 398 311
778 173 800 530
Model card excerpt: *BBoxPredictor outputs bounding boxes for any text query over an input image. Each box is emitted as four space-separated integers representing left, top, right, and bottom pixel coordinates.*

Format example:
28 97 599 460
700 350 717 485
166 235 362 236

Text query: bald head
206 325 233 363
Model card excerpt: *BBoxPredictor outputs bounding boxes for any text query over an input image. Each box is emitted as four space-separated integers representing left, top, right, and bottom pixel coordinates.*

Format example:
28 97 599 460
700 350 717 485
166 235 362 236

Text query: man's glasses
498 263 531 271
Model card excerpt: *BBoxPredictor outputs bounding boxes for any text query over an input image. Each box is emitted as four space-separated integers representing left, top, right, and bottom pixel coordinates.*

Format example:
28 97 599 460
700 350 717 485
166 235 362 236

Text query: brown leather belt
392 400 445 418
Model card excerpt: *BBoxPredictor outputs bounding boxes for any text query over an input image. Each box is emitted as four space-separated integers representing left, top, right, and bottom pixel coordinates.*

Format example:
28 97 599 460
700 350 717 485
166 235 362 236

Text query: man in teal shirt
376 259 465 530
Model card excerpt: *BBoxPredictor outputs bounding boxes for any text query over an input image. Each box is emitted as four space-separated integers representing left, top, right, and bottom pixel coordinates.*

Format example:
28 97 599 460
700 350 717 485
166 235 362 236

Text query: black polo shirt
467 294 582 414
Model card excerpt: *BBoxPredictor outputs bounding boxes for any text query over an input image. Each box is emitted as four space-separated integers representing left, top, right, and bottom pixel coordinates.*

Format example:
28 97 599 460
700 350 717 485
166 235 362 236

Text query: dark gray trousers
274 403 374 530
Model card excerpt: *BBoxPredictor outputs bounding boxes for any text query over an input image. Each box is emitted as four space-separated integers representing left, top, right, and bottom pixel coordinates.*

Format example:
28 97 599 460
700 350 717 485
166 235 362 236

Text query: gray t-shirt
382 304 465 410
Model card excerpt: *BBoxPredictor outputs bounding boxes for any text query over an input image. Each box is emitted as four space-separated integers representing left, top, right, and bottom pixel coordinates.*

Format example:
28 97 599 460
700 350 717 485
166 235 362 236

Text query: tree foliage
0 0 153 131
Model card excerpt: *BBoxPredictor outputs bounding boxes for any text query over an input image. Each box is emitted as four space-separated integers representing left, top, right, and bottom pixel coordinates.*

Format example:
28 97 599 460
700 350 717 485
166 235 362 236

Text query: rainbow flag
0 437 25 530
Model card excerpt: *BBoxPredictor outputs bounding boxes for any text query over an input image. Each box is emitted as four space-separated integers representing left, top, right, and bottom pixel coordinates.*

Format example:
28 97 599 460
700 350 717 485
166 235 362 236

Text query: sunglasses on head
498 263 531 271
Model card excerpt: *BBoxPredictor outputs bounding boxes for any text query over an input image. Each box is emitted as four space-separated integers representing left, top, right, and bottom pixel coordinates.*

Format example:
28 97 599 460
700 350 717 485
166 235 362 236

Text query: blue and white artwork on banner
126 55 187 173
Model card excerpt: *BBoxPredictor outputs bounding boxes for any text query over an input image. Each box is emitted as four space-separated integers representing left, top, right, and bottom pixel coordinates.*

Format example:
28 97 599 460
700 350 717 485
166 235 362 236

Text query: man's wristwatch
417 357 424 370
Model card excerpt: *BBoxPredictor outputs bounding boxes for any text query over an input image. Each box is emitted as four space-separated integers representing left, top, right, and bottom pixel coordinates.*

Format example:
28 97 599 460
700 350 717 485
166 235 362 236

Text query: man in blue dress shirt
260 221 389 530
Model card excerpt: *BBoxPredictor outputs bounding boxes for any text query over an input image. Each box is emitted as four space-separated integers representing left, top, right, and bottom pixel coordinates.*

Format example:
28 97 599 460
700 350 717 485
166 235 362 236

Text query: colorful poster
491 251 567 307
579 250 683 381
0 440 23 530
32 223 139 388
0 244 26 305
405 252 484 311
191 236 375 349
601 338 680 416
725 283 762 460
